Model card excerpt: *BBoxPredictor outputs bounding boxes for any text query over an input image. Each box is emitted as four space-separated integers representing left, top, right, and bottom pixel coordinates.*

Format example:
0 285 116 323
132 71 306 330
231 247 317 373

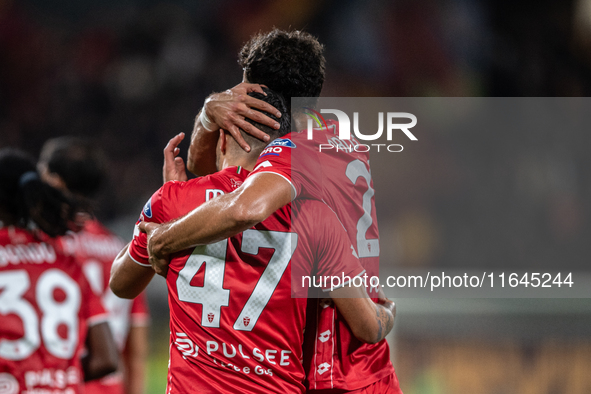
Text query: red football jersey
60 218 150 394
127 166 364 394
250 120 397 391
0 226 108 394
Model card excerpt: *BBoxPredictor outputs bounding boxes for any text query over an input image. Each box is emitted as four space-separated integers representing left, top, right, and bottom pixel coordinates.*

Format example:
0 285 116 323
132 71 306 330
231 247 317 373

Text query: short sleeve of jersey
127 184 171 267
249 134 322 201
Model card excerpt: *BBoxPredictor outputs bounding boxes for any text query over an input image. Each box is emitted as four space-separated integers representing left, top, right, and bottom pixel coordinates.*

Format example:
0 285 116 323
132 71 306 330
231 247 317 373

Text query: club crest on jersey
268 138 296 148
243 316 250 327
143 199 152 218
207 313 214 323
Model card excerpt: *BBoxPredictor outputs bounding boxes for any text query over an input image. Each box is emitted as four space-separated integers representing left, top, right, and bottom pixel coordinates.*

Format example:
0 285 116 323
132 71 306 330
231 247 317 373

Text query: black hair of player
234 87 291 155
0 148 77 237
38 136 107 198
238 29 325 110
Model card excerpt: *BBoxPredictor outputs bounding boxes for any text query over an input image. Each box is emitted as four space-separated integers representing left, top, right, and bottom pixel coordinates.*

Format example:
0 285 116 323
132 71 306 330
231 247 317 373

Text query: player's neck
219 154 258 172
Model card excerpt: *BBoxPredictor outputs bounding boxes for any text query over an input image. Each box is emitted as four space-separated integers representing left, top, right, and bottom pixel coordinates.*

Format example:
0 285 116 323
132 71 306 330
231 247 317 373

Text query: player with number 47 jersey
112 88 395 393
123 164 368 393
250 118 400 392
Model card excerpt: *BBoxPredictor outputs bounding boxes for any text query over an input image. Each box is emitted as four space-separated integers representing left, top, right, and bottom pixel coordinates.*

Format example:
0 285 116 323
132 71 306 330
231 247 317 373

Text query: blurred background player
38 137 150 394
110 88 395 393
142 29 401 393
0 148 118 393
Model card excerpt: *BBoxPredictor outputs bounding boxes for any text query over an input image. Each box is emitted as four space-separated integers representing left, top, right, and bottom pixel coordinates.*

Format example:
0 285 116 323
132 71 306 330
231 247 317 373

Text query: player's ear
219 129 227 154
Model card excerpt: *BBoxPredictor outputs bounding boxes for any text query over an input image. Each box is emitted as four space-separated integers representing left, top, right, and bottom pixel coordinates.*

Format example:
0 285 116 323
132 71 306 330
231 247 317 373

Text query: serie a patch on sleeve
142 198 152 218
267 138 296 148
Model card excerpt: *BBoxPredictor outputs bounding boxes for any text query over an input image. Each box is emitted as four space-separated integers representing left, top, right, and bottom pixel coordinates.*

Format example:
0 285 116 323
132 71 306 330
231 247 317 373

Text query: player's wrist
199 109 218 132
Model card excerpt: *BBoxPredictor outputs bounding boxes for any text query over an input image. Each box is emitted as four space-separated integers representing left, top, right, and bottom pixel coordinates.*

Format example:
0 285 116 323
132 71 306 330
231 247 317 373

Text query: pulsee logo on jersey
304 107 417 153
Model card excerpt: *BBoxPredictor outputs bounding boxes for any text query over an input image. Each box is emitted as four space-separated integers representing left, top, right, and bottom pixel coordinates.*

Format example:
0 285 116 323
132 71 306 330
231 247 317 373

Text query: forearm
151 190 262 255
331 287 395 344
186 110 219 176
110 245 155 299
373 301 395 343
150 173 291 256
375 290 396 342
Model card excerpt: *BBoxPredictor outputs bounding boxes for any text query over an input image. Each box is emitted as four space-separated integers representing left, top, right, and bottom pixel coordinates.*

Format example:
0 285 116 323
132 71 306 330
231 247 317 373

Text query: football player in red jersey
110 88 395 394
140 30 403 393
0 148 119 394
38 138 150 394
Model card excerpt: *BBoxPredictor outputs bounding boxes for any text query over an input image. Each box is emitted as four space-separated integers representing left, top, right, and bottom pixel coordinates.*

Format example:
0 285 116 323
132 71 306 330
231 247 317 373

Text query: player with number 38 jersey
127 166 365 394
0 148 117 394
250 119 400 392
0 227 109 393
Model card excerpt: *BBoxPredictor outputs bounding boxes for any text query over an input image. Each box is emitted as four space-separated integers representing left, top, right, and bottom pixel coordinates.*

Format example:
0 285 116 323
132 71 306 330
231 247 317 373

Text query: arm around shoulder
148 171 293 256
229 172 293 227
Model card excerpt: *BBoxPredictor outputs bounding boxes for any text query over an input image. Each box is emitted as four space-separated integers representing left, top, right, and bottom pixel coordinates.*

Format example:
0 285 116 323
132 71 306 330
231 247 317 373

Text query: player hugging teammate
0 28 401 394
111 30 403 393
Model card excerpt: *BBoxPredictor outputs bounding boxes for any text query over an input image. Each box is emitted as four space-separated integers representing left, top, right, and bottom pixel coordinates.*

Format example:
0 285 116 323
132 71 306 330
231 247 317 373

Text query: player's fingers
151 258 162 275
163 133 185 182
244 96 282 119
138 221 158 234
157 258 169 277
241 83 267 95
174 157 188 182
164 133 184 165
155 268 167 278
242 106 280 130
227 125 251 152
164 132 185 153
236 118 271 142
152 260 168 277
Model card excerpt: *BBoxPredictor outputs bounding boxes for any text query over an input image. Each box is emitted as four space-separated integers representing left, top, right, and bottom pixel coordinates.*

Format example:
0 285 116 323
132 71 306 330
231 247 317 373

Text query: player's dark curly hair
239 29 325 109
236 87 291 154
0 148 77 237
39 136 107 198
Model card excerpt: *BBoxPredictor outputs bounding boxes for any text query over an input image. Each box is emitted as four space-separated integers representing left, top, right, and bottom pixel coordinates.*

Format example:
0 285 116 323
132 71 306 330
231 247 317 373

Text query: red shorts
307 373 403 394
